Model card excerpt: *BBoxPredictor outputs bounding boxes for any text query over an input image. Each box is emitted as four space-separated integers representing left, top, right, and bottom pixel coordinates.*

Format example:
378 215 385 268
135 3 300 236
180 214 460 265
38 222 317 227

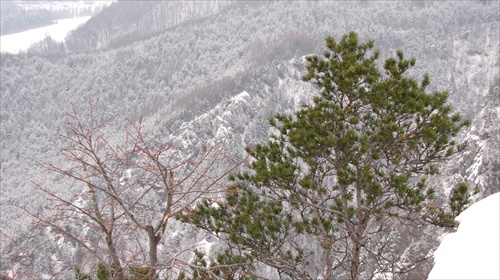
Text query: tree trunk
106 235 125 280
319 238 335 279
146 225 161 279
350 240 361 280
350 215 367 280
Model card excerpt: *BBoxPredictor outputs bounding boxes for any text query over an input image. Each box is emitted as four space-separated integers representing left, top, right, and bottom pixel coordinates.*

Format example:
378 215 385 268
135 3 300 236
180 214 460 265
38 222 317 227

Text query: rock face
464 82 500 197
0 1 498 278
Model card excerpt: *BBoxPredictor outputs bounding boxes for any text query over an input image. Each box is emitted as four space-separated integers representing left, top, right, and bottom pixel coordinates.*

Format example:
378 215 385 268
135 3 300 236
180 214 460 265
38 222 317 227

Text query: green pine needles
178 32 472 280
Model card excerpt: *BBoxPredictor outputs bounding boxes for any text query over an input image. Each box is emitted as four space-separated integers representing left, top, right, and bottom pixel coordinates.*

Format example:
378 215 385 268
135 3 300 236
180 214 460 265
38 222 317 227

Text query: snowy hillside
429 192 500 280
0 1 498 279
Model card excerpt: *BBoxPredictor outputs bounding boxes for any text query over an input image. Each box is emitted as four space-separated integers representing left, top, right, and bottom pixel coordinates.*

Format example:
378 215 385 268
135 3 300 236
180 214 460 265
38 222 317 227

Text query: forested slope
0 1 498 278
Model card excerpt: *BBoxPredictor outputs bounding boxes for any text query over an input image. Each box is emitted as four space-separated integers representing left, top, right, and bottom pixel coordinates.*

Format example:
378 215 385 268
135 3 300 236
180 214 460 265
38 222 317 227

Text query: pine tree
179 32 473 279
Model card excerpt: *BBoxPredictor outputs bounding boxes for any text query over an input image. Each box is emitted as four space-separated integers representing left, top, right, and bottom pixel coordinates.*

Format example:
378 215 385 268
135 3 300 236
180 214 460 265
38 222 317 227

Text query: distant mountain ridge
0 1 110 36
65 0 235 52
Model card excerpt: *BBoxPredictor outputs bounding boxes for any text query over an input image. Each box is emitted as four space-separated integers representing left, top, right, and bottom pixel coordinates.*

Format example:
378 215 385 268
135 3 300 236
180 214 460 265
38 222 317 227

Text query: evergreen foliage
73 263 152 280
179 32 473 279
75 266 92 280
96 263 112 280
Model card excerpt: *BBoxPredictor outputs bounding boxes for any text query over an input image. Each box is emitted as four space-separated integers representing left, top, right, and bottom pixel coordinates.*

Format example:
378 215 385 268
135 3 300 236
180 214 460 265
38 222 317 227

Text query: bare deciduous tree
25 102 246 279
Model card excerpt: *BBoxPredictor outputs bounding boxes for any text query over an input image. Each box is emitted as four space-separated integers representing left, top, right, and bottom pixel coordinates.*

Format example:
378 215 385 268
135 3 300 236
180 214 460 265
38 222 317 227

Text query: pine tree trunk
350 240 361 280
350 216 367 280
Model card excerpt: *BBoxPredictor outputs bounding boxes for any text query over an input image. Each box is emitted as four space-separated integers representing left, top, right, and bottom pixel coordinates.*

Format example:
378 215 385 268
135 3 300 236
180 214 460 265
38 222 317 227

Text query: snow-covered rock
428 192 500 280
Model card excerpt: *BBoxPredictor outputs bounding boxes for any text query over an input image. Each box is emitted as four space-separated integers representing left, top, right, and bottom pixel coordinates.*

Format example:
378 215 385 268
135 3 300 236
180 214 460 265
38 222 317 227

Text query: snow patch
197 238 214 253
230 91 250 104
210 202 220 209
428 192 500 280
466 149 483 181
